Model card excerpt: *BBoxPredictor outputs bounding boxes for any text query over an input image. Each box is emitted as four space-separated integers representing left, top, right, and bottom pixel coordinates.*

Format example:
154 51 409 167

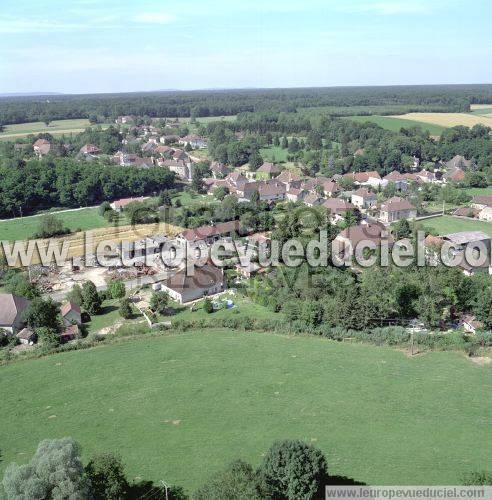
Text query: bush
108 280 126 299
150 291 168 315
119 298 133 319
260 439 329 500
32 214 70 238
85 453 128 499
203 298 214 314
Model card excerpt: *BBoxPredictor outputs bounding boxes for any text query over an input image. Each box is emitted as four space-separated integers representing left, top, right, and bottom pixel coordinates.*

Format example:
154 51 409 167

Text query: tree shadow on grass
326 474 366 485
127 480 187 500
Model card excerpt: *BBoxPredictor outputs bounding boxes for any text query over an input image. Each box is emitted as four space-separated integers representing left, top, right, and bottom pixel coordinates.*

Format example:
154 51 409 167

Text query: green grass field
462 187 492 197
0 207 111 242
470 108 492 116
343 116 446 135
1 329 490 491
424 215 492 236
260 146 289 162
0 119 109 140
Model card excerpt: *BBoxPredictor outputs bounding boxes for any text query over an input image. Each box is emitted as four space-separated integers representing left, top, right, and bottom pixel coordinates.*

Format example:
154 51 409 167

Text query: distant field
393 112 492 129
0 329 490 491
0 119 109 140
343 115 446 135
470 104 492 110
470 108 492 117
0 207 110 242
299 104 451 118
424 215 492 236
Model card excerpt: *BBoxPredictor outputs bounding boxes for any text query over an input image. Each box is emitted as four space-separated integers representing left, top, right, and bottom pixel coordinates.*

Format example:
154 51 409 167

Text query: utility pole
160 481 169 500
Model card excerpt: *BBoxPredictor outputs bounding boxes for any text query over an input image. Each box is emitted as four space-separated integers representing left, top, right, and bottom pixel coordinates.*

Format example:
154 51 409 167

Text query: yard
85 299 144 335
166 294 281 322
0 329 490 492
0 119 110 140
424 215 492 236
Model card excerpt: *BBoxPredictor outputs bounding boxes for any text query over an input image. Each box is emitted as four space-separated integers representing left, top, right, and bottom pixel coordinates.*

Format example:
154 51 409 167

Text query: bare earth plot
391 112 492 128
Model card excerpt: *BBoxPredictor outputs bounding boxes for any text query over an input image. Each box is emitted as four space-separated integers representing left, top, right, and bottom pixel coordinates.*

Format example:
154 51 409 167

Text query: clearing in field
392 112 492 129
424 215 492 237
343 115 446 135
0 119 110 140
0 329 490 491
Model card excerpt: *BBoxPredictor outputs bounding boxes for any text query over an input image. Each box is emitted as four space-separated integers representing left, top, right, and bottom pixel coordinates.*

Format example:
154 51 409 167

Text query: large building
0 293 31 334
161 264 225 303
379 196 416 223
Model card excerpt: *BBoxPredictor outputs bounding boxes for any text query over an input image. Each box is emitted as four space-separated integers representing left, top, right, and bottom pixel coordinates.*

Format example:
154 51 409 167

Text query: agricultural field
0 119 109 140
0 207 111 242
424 215 492 237
0 329 490 491
392 112 492 129
343 115 446 135
470 104 492 110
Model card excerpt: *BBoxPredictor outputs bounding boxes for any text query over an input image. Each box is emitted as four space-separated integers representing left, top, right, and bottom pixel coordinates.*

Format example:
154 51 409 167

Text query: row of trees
2 436 488 499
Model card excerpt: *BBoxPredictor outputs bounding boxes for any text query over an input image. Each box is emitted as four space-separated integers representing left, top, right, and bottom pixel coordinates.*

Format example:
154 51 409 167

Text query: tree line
2 84 492 124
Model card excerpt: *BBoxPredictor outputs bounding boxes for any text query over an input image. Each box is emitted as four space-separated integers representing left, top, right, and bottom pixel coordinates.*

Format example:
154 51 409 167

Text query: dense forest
0 158 175 217
2 84 492 124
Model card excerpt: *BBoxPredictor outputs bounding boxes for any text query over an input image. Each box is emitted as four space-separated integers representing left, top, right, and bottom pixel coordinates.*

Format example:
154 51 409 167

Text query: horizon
1 0 491 94
2 82 492 98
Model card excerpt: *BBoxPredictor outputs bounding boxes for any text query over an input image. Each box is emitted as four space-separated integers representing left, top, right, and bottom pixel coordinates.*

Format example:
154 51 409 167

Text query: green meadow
0 207 111 242
0 329 490 492
424 215 492 236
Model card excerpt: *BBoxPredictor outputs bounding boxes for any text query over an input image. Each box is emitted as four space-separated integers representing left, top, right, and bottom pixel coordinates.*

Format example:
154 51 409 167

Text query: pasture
0 119 109 140
0 207 110 242
392 112 492 129
343 115 446 135
0 329 490 491
424 215 492 236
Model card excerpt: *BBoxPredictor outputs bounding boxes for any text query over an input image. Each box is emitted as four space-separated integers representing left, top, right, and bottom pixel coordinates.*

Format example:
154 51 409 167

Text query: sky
0 0 491 94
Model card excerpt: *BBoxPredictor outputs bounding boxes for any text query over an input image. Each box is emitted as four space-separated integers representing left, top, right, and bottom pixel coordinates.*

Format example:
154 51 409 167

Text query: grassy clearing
392 112 492 129
0 119 109 140
343 115 446 135
0 207 111 242
423 215 492 236
260 146 289 162
0 329 490 491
